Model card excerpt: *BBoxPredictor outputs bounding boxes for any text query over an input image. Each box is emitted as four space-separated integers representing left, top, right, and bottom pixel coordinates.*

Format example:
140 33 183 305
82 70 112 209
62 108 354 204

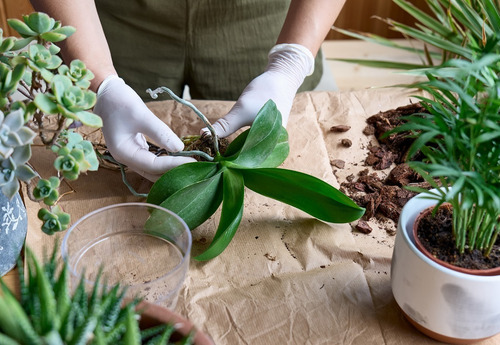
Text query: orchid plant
145 87 365 260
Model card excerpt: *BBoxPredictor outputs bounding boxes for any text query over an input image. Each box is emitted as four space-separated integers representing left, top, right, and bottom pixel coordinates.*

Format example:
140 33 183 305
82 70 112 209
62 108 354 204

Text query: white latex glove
208 43 315 138
94 75 195 181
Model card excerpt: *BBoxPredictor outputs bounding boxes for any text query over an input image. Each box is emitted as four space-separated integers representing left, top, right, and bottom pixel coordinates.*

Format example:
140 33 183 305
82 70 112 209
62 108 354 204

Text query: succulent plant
0 11 102 234
0 246 195 344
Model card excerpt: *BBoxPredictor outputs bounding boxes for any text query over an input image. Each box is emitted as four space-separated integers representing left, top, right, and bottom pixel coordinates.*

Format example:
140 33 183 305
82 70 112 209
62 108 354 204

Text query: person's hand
94 75 195 181
208 43 315 138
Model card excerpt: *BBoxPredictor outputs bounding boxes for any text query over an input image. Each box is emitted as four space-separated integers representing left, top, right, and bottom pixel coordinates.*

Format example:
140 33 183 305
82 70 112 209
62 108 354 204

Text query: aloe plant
145 87 365 261
332 0 500 73
0 12 102 233
0 246 194 344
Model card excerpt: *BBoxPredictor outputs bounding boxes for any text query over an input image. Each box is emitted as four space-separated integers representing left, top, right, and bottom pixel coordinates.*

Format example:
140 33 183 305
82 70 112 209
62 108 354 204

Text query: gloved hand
94 75 195 181
208 43 315 138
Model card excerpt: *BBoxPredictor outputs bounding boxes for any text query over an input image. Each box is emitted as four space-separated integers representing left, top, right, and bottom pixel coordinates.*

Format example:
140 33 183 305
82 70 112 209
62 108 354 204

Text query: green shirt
96 0 323 101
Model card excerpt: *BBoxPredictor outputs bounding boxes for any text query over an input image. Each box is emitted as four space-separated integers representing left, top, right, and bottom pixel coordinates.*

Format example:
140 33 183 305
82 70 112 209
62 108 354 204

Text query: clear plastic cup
61 202 191 309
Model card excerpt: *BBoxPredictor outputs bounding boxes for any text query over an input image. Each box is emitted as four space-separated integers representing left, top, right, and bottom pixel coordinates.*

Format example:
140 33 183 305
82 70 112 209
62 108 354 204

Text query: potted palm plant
0 12 102 275
390 56 500 343
332 0 500 342
0 246 214 344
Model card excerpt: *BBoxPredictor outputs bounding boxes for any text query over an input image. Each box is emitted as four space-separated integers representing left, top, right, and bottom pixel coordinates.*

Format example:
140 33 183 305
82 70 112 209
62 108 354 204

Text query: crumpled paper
25 89 500 345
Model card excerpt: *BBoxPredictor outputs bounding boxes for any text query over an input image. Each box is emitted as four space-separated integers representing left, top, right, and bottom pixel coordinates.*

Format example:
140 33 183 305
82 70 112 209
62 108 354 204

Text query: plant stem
146 87 220 155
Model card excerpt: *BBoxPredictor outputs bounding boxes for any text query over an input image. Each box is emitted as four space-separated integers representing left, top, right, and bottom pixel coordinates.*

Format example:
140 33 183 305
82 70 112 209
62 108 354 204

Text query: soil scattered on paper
337 102 500 271
339 102 431 225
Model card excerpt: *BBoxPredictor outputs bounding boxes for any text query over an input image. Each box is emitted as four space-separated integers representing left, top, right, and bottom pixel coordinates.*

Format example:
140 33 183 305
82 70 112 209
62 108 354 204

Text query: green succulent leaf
10 37 36 51
7 18 38 37
240 168 365 223
75 111 101 127
159 172 223 229
25 12 55 34
37 205 70 234
230 100 282 167
0 37 15 53
34 93 58 114
195 169 245 261
147 161 219 205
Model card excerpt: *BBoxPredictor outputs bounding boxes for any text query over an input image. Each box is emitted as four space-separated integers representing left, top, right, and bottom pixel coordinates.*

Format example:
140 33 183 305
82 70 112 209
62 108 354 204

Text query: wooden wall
1 0 428 39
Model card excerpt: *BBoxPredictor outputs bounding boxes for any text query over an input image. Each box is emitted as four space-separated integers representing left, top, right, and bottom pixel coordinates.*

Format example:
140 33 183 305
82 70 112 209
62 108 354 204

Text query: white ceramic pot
391 191 500 344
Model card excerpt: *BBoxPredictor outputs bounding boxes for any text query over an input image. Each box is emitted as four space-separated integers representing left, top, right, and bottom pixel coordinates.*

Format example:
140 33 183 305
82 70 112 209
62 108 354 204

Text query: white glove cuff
97 74 121 96
268 43 315 76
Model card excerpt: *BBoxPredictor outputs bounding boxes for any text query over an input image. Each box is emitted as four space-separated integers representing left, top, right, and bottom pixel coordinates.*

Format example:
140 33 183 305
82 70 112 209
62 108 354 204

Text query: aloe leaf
230 100 282 167
240 168 365 223
195 169 245 261
27 248 57 335
159 172 223 229
123 306 140 345
54 264 71 328
0 280 41 345
0 333 20 345
147 161 219 205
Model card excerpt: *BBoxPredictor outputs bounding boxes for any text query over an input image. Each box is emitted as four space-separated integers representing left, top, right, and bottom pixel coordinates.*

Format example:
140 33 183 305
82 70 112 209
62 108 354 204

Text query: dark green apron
95 0 323 101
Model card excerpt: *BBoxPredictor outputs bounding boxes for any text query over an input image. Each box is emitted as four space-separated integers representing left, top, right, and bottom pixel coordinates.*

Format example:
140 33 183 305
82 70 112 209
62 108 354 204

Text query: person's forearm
30 0 116 91
277 0 346 56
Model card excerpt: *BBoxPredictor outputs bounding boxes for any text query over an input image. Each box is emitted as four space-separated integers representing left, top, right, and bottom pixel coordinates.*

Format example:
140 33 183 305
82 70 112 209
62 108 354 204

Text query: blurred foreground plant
0 246 194 344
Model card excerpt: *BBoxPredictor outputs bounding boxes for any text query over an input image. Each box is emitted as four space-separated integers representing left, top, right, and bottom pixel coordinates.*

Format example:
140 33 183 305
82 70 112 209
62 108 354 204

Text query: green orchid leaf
195 169 245 261
223 129 249 158
224 127 289 168
240 168 365 223
258 127 289 168
75 111 102 127
230 100 282 167
159 172 223 229
7 18 37 37
147 161 219 205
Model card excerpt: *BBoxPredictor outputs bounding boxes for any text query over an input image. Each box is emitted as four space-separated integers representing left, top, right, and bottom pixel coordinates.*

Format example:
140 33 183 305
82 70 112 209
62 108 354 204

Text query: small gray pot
0 192 28 276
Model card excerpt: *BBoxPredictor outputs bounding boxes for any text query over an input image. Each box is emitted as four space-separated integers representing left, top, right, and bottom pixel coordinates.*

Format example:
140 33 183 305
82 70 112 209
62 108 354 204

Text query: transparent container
61 202 192 309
